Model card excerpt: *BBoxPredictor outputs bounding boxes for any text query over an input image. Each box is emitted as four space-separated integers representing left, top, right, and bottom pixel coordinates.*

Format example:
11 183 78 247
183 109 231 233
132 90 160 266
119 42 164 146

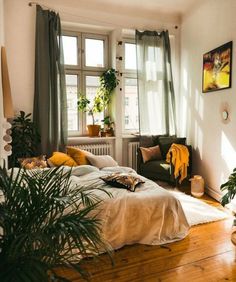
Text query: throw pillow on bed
48 152 77 167
66 146 92 165
86 154 118 169
140 145 162 163
100 173 145 192
18 155 47 169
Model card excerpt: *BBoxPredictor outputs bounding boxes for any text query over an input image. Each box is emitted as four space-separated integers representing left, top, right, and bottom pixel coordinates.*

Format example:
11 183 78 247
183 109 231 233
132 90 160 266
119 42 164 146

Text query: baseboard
205 185 222 202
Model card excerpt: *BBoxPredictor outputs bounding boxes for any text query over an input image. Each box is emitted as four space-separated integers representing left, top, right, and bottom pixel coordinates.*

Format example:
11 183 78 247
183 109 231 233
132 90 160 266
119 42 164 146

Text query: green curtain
33 5 67 156
135 30 176 135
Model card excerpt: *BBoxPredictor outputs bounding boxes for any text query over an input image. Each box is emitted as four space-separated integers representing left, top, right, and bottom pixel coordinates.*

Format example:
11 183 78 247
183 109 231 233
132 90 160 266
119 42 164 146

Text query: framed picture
202 41 232 93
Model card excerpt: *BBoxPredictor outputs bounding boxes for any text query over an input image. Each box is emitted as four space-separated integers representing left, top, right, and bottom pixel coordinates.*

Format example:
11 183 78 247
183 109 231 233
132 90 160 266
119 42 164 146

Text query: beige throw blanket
70 166 189 250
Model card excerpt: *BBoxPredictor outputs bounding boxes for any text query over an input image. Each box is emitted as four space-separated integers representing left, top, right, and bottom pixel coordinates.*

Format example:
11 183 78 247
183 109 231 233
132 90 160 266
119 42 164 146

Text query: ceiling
70 0 203 17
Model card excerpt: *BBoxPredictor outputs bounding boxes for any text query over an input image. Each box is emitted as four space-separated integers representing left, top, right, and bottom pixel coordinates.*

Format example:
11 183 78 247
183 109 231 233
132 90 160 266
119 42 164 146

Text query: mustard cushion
66 147 92 165
48 152 77 167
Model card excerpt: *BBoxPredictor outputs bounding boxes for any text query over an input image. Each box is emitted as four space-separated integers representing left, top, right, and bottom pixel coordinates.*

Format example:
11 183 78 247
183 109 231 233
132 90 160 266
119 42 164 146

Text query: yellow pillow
66 146 92 165
48 152 77 167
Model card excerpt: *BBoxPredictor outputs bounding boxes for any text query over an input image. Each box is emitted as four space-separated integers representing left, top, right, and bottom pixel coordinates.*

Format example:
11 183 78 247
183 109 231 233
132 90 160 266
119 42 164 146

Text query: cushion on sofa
140 145 162 163
158 137 186 159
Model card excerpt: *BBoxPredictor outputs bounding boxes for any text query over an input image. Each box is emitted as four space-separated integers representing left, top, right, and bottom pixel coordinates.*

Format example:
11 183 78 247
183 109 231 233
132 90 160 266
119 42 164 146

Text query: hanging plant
77 68 119 125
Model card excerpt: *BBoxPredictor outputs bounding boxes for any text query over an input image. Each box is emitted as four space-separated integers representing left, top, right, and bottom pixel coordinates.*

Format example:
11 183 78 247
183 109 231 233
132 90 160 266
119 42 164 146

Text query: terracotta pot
87 124 101 137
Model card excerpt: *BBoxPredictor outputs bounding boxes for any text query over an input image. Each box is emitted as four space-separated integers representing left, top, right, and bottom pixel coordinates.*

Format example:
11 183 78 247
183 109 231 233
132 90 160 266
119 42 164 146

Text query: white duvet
69 165 190 250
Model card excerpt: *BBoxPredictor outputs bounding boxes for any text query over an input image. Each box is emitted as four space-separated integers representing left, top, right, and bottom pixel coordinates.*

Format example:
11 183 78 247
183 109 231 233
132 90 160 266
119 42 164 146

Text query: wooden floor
56 185 236 282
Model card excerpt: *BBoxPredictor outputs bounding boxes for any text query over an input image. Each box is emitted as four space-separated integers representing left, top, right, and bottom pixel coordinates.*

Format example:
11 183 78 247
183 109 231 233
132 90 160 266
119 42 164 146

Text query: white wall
180 0 236 199
0 0 4 163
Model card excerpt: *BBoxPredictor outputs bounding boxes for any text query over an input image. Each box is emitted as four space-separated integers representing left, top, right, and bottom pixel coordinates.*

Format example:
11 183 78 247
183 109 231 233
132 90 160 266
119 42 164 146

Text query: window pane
125 43 137 70
62 36 78 65
124 78 139 131
85 38 104 67
66 74 79 131
86 76 104 126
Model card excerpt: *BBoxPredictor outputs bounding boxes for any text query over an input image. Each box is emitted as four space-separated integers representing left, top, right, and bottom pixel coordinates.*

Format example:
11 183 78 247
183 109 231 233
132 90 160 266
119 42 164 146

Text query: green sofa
137 135 192 184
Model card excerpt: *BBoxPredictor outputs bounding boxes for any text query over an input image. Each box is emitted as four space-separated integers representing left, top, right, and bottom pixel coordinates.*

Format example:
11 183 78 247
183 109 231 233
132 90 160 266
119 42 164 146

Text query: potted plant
77 95 101 137
77 68 119 137
0 165 111 281
101 116 115 137
220 169 236 246
8 111 41 168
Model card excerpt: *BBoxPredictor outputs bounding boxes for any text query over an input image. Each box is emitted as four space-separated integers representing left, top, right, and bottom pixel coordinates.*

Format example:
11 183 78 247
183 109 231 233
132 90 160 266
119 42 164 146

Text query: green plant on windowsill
0 165 112 281
77 68 119 137
101 116 115 137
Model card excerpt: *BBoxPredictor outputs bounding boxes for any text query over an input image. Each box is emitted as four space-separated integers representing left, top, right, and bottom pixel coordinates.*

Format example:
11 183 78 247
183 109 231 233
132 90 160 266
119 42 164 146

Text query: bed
68 165 189 250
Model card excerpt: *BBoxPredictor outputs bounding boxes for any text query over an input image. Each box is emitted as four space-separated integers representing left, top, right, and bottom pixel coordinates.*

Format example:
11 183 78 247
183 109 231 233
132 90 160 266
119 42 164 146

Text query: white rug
170 191 230 226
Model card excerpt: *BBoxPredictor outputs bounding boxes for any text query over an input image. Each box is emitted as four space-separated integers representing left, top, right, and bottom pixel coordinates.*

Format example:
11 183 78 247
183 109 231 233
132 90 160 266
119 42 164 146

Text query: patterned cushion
100 173 145 192
18 155 47 169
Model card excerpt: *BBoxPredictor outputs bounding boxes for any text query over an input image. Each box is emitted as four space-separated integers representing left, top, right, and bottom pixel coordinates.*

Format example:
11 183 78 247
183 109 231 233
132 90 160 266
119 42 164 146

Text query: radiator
128 142 140 171
72 143 113 157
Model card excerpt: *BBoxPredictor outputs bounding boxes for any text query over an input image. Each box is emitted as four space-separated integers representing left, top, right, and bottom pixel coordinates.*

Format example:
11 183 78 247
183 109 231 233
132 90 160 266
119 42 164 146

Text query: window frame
65 70 82 137
62 31 81 70
122 38 139 134
82 71 106 134
123 38 137 74
63 30 109 136
82 33 108 71
122 74 139 134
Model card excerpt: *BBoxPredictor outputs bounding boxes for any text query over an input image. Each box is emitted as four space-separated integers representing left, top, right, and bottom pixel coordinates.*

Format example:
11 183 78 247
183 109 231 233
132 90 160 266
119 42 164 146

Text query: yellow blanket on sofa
166 143 189 184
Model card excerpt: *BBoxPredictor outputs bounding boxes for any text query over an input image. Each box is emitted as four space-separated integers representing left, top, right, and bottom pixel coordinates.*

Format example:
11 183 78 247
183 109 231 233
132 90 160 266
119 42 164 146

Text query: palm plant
0 165 111 281
220 168 236 206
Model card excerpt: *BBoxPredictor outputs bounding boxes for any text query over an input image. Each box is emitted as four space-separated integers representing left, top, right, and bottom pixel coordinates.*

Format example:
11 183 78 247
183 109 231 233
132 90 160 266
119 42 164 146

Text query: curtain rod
28 1 56 12
28 2 178 30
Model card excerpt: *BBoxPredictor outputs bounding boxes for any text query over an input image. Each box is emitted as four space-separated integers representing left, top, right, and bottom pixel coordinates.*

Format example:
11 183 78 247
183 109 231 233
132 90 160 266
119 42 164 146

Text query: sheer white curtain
135 30 176 135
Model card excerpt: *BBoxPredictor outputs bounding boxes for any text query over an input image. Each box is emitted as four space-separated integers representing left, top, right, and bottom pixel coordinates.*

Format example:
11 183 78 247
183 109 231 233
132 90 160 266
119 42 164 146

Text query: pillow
71 165 99 176
66 146 92 165
18 155 47 170
140 145 162 163
48 152 77 167
86 155 118 169
158 137 186 158
100 173 145 192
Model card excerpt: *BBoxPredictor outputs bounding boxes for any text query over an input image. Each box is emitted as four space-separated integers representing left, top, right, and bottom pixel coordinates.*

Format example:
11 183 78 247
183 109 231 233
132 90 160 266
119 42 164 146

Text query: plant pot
87 125 101 137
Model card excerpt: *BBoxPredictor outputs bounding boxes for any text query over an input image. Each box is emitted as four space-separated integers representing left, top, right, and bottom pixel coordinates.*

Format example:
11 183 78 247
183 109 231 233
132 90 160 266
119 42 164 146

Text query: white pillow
86 155 118 169
71 165 99 176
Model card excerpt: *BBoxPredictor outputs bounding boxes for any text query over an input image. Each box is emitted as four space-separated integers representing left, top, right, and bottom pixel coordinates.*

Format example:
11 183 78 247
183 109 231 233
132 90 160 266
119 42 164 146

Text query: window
62 36 78 65
63 32 108 135
125 115 129 125
124 78 139 131
66 74 79 131
123 39 139 133
85 75 104 125
124 43 137 70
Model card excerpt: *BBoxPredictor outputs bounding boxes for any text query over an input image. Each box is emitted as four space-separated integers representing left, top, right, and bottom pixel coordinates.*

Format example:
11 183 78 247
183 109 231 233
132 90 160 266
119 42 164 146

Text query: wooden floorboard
56 189 236 282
